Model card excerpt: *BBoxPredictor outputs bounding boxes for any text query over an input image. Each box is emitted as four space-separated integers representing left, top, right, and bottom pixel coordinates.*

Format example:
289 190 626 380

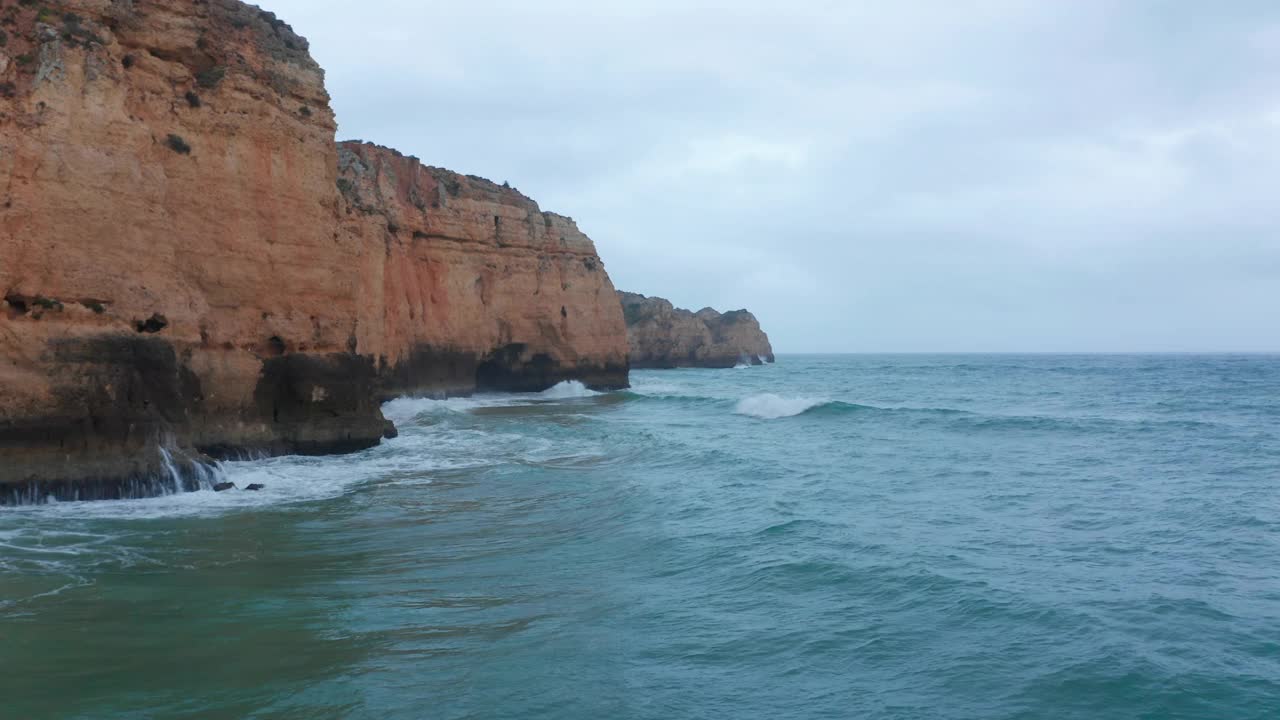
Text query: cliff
619 292 774 369
0 0 628 502
339 142 628 396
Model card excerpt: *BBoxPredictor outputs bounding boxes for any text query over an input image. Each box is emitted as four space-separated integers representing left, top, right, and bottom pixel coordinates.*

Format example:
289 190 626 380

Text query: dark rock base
1 336 629 504
0 454 223 506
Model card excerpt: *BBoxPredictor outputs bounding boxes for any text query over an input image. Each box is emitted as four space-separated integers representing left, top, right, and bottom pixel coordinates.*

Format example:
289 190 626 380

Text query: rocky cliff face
339 142 628 396
619 292 774 369
0 0 628 502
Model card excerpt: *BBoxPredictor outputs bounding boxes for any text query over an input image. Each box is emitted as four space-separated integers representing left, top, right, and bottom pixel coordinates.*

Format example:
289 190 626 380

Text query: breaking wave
734 394 833 419
4 381 618 514
538 380 600 399
382 381 602 421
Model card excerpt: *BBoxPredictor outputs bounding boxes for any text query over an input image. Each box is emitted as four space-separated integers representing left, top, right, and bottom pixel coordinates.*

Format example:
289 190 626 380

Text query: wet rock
213 482 236 492
244 483 265 491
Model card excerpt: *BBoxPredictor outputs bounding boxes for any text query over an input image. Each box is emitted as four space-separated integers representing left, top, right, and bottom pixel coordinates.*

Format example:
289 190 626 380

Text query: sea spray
383 381 601 421
537 380 600 399
0 444 230 506
734 394 828 419
2 356 1278 718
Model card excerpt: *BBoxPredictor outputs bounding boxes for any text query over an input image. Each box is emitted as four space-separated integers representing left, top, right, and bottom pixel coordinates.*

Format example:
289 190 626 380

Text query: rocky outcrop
0 0 628 502
339 142 628 396
619 292 774 368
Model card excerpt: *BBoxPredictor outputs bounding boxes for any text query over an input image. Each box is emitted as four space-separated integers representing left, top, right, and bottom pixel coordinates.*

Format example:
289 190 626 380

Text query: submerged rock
244 484 265 492
619 292 774 369
213 482 237 492
382 420 399 440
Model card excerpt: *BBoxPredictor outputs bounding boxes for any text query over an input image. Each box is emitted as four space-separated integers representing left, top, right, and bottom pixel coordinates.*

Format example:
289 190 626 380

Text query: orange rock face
619 292 775 368
339 142 628 396
0 1 628 501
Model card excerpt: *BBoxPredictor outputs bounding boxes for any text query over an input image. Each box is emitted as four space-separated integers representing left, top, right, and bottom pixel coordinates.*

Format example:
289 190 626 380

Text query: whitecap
1 381 607 519
382 381 598 420
734 394 826 420
0 457 369 520
382 395 487 419
538 380 599 399
627 378 683 396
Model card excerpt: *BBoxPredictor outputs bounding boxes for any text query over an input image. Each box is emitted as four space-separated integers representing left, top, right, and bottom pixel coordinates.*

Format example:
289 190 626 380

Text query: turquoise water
2 355 1279 719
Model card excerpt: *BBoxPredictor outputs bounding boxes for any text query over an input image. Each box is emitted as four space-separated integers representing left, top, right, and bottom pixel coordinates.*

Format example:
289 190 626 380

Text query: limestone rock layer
0 0 628 500
619 292 775 369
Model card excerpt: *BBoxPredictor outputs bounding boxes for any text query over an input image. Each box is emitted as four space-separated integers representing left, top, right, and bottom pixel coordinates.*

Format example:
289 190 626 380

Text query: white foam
627 378 683 396
0 457 372 520
381 393 526 419
0 432 459 520
1 382 609 520
382 395 478 420
0 398 595 520
382 382 599 421
734 394 826 420
538 380 599 399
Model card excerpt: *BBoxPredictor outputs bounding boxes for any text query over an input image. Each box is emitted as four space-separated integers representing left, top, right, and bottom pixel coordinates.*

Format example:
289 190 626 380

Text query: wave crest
734 394 829 419
538 380 599 399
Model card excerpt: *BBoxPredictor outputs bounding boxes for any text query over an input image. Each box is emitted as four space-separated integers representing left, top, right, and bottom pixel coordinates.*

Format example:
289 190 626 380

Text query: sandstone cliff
0 0 628 502
619 292 774 369
339 142 627 396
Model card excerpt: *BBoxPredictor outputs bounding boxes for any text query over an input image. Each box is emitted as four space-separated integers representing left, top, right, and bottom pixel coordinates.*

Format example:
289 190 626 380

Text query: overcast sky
268 0 1279 352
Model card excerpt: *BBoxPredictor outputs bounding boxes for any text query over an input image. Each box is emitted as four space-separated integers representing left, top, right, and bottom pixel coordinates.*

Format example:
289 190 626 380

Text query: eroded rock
619 292 774 368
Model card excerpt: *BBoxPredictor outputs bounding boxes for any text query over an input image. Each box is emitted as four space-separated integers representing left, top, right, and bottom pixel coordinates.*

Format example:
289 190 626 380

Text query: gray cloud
268 0 1280 351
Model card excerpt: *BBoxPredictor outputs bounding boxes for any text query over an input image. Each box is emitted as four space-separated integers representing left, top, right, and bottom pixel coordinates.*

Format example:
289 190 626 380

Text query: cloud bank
268 0 1280 351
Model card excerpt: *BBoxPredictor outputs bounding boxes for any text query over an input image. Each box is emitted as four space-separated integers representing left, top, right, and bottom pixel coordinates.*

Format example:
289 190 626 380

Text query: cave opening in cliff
134 313 169 334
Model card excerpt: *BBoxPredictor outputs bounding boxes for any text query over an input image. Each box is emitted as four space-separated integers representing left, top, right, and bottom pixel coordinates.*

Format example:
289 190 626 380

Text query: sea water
1 355 1278 719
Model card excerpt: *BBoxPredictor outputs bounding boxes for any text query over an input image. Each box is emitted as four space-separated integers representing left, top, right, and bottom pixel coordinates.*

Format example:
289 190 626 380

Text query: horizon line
771 350 1280 356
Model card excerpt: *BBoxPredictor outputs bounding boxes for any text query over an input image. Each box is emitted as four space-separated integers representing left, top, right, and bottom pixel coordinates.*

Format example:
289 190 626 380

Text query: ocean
2 354 1278 719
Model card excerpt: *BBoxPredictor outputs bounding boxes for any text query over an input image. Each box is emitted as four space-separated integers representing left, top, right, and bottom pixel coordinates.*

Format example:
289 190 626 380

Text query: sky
267 0 1280 352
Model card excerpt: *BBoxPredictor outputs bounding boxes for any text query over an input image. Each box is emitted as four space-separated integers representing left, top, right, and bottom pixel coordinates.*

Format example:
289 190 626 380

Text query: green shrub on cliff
61 14 104 47
623 303 646 325
196 66 226 89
